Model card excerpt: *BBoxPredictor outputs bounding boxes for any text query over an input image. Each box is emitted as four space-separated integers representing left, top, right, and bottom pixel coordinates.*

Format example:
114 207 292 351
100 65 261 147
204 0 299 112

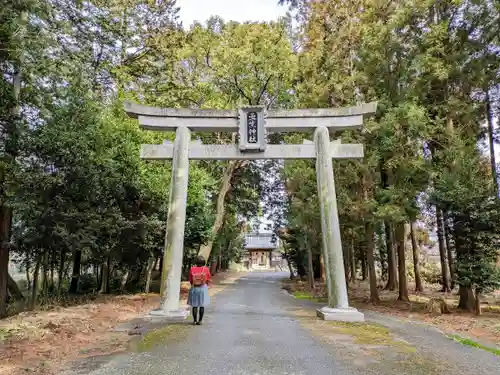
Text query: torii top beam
124 101 377 133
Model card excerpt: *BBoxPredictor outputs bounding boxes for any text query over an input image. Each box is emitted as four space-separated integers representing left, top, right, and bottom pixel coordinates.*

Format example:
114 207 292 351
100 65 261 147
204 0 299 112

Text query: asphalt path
64 272 358 375
60 272 500 375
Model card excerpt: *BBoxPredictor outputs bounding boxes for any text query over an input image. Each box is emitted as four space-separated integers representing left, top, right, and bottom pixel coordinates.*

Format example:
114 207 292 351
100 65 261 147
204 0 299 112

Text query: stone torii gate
125 102 377 322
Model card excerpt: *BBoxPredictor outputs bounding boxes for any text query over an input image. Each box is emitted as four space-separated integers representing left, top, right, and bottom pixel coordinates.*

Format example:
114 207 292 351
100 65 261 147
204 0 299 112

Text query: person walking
187 256 211 325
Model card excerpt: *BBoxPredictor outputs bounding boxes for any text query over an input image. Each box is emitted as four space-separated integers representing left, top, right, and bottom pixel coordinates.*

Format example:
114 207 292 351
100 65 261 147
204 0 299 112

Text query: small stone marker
125 101 377 322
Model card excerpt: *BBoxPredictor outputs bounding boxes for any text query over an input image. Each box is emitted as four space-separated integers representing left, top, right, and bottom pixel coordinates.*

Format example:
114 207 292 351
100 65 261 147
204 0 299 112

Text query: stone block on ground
316 306 365 322
144 308 189 323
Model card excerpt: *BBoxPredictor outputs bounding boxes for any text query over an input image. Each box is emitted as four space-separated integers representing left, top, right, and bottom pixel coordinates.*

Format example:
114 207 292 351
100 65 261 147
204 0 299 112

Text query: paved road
67 272 356 375
62 272 500 375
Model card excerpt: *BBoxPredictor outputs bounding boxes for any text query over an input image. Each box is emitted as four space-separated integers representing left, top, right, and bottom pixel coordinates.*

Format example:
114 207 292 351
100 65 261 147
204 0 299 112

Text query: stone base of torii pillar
316 307 364 322
144 308 189 322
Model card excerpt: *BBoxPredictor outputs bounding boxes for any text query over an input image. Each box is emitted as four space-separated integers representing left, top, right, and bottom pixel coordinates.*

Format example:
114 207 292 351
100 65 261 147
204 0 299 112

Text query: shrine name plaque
238 106 266 152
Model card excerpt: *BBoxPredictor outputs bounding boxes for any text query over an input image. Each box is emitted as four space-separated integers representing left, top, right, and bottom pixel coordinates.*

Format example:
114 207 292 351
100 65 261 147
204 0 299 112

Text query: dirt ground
0 271 242 375
282 278 500 347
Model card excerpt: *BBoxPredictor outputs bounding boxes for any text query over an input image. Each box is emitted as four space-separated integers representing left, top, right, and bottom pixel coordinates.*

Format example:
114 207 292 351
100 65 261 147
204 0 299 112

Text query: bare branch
205 46 215 70
123 47 149 66
233 75 253 104
257 74 273 105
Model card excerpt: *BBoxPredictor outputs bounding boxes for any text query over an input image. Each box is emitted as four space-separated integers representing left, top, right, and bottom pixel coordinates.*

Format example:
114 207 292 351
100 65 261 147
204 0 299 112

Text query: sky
177 0 287 28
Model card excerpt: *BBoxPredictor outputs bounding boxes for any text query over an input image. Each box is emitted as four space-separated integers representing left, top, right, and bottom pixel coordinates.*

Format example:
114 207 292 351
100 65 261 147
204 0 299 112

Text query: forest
0 0 499 322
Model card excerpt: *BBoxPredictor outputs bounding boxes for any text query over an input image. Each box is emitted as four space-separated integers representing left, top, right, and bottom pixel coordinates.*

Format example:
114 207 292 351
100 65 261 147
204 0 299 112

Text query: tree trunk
41 252 49 293
410 221 424 293
50 254 55 288
57 249 65 296
0 12 26 318
223 240 233 272
458 285 476 312
158 256 163 273
384 221 398 290
144 253 155 293
378 222 388 281
7 273 24 301
30 254 42 310
210 261 217 275
436 208 451 292
94 264 100 287
485 90 498 195
0 207 13 318
284 252 295 279
198 160 238 261
217 253 222 272
99 257 110 294
342 242 349 286
305 234 315 290
360 249 367 281
349 239 356 283
69 250 82 293
133 263 144 288
442 212 455 289
0 208 9 317
319 254 325 282
184 257 193 278
395 223 409 302
474 290 482 316
380 166 396 289
120 270 129 292
25 260 31 291
365 221 380 303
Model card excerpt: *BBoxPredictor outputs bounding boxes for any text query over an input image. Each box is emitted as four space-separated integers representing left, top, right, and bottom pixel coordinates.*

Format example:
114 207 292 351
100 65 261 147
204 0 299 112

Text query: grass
331 322 392 345
292 291 326 303
446 334 500 356
293 307 416 354
133 324 188 353
0 328 11 342
295 313 442 374
0 327 24 343
330 321 415 352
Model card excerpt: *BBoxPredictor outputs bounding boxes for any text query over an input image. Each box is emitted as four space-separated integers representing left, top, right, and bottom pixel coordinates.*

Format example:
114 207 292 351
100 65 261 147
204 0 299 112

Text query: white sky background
177 0 287 28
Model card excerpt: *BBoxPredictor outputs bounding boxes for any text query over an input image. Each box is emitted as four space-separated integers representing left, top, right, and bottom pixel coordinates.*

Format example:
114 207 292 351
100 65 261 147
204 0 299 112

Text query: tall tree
0 1 33 317
164 19 298 261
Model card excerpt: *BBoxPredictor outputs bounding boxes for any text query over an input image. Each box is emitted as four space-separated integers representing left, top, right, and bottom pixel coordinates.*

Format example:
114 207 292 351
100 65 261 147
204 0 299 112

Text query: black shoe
195 321 202 325
192 321 197 326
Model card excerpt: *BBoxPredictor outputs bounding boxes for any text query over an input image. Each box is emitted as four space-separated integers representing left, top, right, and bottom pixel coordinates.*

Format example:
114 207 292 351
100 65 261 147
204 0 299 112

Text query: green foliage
271 0 500 299
174 18 297 108
2 2 303 311
2 0 500 316
430 138 500 294
418 262 442 285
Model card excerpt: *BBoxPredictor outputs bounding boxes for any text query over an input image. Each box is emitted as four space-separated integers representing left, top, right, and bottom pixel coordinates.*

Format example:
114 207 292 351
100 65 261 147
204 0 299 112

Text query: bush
78 273 99 293
419 262 442 284
404 261 441 284
407 263 415 281
457 259 500 295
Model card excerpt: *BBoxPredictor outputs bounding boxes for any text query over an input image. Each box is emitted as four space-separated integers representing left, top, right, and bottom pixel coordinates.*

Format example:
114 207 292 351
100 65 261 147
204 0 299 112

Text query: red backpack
192 267 207 286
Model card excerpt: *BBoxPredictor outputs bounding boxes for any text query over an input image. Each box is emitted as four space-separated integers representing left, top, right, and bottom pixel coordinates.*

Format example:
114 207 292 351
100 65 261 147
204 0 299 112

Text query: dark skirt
187 284 210 307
